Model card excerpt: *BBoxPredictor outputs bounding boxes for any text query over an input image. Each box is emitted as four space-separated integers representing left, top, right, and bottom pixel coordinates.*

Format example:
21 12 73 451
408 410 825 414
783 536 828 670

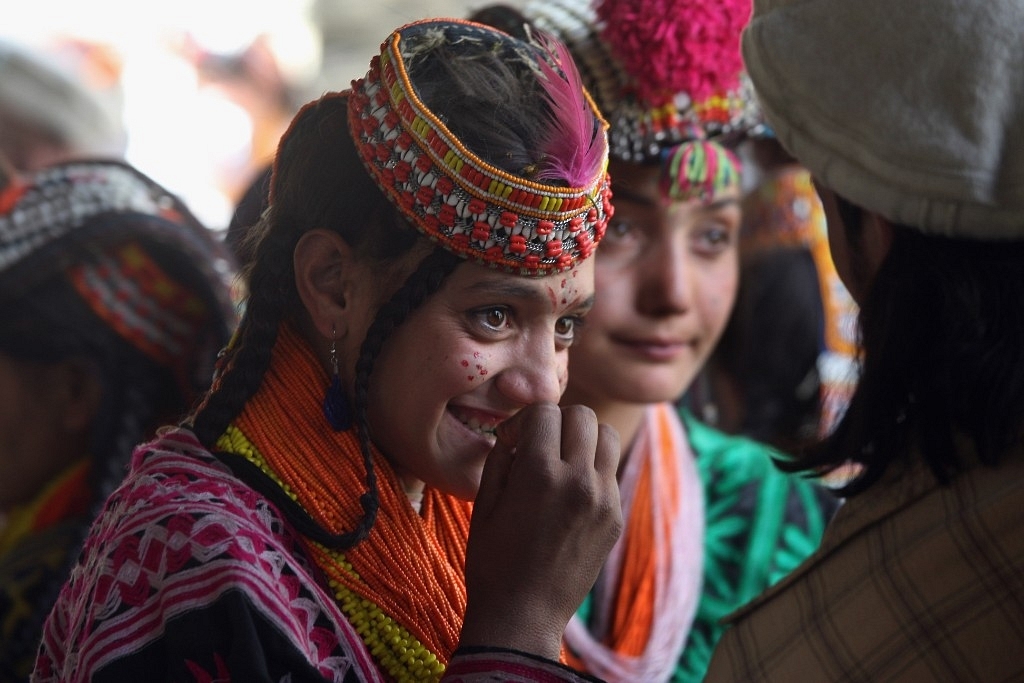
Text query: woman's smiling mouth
614 336 692 362
448 406 504 441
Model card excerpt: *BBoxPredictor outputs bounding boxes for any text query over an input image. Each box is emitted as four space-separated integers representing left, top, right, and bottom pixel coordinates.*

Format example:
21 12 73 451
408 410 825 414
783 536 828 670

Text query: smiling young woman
33 18 623 683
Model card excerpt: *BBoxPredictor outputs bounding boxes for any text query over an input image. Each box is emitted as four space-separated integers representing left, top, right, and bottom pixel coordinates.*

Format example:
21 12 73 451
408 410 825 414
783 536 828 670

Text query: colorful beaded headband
523 0 763 163
0 161 234 294
347 19 612 276
68 241 214 385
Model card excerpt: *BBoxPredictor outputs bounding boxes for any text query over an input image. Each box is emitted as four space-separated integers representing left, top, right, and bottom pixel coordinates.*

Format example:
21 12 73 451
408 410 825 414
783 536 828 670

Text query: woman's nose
495 337 566 406
639 235 691 317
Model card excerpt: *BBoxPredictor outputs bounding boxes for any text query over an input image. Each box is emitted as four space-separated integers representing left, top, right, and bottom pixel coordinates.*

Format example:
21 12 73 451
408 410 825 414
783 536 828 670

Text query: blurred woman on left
0 158 236 680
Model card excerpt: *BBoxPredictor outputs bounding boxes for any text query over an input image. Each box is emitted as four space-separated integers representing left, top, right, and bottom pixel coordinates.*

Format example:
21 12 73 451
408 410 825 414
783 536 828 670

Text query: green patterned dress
674 410 839 682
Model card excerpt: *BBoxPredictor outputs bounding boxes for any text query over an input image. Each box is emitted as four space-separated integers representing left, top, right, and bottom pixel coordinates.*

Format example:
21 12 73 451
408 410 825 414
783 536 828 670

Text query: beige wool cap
742 0 1024 240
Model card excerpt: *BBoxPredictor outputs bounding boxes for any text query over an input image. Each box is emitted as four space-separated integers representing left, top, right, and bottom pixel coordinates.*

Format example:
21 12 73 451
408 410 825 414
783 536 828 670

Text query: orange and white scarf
565 402 704 681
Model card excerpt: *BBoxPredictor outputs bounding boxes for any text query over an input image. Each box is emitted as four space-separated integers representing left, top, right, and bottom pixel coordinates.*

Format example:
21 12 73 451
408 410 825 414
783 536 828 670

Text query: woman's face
364 257 596 500
562 161 741 412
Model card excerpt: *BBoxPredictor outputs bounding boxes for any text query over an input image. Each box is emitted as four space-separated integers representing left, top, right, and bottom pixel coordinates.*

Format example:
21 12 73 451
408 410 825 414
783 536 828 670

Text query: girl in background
0 158 236 680
472 2 840 680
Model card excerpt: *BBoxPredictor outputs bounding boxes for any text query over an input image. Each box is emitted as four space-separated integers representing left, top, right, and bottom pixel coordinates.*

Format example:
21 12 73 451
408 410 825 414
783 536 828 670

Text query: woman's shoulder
36 428 359 682
92 427 303 564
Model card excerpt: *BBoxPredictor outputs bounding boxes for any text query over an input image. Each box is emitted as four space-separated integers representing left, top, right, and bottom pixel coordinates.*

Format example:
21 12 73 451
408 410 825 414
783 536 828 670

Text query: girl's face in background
563 161 741 413
0 352 95 511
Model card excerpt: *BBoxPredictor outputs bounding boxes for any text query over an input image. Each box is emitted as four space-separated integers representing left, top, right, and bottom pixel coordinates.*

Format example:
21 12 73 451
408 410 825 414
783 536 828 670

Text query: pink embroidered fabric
34 429 597 683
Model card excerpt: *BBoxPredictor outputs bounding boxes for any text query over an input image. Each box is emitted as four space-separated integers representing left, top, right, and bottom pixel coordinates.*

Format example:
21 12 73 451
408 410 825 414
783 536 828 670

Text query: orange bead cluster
217 324 473 677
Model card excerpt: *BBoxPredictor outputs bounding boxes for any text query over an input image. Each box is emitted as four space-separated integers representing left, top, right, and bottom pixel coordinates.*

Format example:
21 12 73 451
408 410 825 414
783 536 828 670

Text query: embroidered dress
33 326 600 683
563 404 838 683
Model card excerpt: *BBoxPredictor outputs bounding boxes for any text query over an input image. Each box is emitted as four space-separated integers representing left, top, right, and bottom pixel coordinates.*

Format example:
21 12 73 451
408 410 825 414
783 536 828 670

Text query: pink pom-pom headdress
525 0 762 163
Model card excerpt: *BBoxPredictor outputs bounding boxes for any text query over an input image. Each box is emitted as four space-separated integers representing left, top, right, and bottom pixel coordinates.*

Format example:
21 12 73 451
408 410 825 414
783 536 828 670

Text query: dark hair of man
780 195 1024 496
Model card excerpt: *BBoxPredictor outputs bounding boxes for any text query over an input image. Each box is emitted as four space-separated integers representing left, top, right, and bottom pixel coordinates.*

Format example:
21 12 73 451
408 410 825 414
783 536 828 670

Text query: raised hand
460 402 622 659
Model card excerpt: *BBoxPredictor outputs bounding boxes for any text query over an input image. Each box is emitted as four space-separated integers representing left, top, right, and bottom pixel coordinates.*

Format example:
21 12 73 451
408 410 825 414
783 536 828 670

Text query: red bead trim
347 19 612 275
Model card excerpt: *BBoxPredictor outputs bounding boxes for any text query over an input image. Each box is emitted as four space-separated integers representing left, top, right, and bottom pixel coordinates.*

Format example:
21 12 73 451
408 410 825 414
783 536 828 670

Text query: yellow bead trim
216 425 446 682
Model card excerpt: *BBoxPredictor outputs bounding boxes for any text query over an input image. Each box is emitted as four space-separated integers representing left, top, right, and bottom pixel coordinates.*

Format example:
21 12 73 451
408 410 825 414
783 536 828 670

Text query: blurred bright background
0 0 520 231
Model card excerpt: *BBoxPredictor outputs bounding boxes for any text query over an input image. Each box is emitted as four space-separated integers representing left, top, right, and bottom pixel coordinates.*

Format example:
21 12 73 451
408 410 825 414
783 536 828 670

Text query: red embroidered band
348 19 612 276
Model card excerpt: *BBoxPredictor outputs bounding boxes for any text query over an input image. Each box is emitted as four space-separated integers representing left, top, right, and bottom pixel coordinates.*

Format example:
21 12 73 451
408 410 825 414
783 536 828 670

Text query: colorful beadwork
660 139 741 205
217 424 446 683
213 325 477 681
348 19 613 276
68 241 209 369
0 162 229 278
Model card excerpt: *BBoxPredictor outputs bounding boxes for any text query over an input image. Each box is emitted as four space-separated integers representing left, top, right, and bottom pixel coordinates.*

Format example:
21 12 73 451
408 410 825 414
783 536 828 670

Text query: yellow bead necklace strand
216 425 446 682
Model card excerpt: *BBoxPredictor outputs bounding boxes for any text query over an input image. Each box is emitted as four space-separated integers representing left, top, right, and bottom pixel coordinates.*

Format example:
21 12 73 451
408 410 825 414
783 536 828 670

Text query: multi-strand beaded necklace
215 324 472 682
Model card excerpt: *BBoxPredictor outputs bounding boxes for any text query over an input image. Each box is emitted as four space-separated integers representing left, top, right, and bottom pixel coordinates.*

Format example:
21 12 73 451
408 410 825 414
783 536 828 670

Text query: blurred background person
0 39 126 172
2 0 521 233
172 21 321 229
1 0 324 231
0 158 236 680
704 135 859 458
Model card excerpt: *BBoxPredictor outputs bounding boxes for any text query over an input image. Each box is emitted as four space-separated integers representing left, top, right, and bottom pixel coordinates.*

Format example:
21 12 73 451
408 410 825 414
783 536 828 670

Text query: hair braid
190 222 296 447
330 247 464 548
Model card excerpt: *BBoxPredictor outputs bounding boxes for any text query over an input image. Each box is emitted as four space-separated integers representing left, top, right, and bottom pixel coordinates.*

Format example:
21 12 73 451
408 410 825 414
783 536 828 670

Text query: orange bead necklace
220 324 472 664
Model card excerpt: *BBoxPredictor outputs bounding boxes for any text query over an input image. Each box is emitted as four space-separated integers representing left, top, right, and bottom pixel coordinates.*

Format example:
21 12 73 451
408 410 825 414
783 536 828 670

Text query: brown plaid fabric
705 446 1024 682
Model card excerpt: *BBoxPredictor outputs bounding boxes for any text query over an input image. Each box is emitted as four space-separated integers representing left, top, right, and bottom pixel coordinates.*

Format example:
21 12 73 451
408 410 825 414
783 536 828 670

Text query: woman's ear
294 229 360 340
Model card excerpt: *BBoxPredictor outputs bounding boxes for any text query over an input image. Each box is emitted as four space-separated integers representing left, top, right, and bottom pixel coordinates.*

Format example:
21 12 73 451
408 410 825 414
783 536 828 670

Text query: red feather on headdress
534 33 606 188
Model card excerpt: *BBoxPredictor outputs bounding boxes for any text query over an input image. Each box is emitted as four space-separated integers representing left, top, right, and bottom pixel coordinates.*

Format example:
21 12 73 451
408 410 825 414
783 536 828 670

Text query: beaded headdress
0 160 236 398
523 0 762 165
347 19 612 276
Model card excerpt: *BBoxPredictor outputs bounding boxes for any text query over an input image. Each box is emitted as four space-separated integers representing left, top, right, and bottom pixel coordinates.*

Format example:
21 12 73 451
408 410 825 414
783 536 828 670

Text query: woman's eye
555 316 583 342
607 219 634 239
478 307 509 330
694 223 735 255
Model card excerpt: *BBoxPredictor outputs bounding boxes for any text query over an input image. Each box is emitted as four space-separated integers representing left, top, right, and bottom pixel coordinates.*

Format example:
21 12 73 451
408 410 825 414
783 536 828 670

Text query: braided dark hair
190 93 418 449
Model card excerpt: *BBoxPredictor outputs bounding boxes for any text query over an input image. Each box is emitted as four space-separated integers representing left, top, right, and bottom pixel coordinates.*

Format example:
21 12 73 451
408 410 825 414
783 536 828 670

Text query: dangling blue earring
322 325 352 431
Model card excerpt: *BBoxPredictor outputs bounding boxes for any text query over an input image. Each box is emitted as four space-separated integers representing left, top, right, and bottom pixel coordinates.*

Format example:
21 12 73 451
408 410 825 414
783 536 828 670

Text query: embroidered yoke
32 430 596 683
